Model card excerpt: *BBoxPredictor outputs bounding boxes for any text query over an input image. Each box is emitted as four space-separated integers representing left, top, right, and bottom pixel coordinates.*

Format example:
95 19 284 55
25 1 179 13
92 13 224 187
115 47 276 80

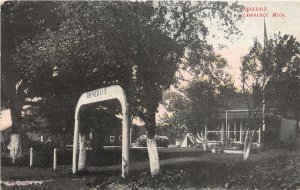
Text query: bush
213 143 224 153
280 133 298 151
224 142 244 150
137 135 169 147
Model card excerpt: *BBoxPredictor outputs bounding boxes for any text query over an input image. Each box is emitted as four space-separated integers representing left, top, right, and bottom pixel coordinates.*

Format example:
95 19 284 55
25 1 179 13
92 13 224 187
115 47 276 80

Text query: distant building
205 95 298 147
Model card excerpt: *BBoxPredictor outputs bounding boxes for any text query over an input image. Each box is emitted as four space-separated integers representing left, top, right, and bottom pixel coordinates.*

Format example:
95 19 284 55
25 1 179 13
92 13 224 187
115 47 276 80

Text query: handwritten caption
242 6 286 18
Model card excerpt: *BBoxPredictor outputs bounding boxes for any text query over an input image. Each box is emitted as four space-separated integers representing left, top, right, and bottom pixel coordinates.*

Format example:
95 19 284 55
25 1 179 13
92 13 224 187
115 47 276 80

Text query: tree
16 1 182 175
241 39 265 160
267 35 300 132
185 81 221 133
1 1 60 157
8 1 243 175
241 33 300 160
162 80 237 143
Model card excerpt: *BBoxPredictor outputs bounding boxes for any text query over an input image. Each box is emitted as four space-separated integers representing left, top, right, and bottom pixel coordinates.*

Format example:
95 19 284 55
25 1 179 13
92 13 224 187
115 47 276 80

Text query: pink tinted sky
210 1 300 89
160 1 300 121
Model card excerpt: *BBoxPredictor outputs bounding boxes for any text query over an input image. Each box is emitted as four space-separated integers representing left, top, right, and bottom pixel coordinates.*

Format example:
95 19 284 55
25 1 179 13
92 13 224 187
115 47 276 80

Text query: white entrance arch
72 85 129 178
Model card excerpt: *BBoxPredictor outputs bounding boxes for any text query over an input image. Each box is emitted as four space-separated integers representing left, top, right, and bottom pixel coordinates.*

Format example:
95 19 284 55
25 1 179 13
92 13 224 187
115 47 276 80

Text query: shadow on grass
1 149 294 189
1 148 206 168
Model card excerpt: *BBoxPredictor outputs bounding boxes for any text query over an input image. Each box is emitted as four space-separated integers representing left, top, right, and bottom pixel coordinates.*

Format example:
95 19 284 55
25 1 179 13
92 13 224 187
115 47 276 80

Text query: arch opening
72 85 129 178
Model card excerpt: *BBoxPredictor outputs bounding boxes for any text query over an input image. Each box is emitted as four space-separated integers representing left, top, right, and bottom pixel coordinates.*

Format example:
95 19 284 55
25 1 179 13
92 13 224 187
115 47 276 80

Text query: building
205 95 298 147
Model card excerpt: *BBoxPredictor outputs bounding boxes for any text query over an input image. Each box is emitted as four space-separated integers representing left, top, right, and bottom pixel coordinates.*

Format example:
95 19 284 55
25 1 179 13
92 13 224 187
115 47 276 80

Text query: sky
208 1 300 89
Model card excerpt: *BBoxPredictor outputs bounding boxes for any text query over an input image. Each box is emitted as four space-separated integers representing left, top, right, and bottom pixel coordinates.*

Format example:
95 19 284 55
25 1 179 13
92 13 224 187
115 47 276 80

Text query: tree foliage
241 33 300 159
162 80 237 134
267 35 300 123
2 1 243 137
1 1 60 132
15 1 181 135
242 34 300 124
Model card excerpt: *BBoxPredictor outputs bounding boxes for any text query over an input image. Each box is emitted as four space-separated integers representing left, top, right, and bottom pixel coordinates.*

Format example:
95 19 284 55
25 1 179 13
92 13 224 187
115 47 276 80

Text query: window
110 136 115 142
119 135 122 141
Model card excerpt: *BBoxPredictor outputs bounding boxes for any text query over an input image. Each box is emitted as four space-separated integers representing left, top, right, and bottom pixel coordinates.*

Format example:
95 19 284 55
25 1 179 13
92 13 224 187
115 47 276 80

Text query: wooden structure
72 85 129 178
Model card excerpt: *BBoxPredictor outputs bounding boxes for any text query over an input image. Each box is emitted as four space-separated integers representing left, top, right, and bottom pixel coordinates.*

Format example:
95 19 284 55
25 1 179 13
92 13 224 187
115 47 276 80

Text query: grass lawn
1 148 300 189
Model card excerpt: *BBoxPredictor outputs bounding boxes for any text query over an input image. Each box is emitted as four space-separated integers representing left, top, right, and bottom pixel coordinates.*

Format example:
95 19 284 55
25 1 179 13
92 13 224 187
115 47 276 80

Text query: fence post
240 122 243 143
12 148 15 164
53 148 57 171
30 148 33 167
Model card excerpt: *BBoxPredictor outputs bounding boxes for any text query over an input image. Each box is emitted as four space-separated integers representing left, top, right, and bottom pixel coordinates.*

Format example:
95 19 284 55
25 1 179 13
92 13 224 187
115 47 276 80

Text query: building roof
218 96 254 120
224 96 253 110
219 112 249 120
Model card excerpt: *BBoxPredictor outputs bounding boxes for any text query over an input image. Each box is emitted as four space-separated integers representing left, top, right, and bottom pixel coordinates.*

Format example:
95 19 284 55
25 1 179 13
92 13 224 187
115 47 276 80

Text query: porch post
221 122 224 144
240 121 243 143
225 111 228 140
258 127 261 144
227 122 230 139
234 122 237 142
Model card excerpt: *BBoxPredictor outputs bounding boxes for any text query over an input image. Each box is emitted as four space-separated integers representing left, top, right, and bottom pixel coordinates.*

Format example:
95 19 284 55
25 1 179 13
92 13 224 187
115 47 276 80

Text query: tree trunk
78 133 87 171
203 125 207 150
260 129 265 151
243 129 248 152
8 93 23 158
145 109 160 176
10 101 22 134
202 142 207 151
147 138 160 176
296 119 300 134
197 133 207 150
243 129 253 161
7 134 22 159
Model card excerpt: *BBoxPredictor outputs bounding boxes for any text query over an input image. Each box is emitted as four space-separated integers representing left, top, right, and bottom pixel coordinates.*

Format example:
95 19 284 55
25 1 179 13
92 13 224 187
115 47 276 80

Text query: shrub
137 135 169 147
